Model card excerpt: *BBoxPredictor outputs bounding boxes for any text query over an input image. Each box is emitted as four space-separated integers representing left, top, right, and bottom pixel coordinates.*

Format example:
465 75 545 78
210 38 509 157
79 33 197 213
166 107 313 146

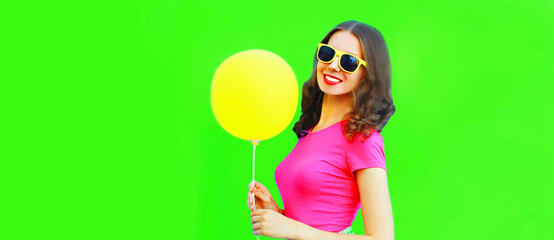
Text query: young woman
247 20 396 240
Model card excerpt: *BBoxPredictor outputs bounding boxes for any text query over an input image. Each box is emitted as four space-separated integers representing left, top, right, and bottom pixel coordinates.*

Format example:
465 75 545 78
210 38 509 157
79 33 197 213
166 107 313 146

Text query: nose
328 56 341 72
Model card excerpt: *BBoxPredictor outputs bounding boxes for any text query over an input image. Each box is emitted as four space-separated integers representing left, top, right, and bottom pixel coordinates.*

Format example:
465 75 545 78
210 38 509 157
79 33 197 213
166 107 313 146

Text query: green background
1 0 553 239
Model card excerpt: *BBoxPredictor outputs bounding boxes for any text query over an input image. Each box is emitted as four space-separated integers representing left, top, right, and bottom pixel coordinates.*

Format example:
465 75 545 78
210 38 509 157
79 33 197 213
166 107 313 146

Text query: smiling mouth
323 74 343 85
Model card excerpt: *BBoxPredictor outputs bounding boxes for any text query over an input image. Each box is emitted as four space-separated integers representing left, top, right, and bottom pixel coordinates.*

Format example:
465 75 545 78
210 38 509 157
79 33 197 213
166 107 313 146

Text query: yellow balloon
211 50 298 141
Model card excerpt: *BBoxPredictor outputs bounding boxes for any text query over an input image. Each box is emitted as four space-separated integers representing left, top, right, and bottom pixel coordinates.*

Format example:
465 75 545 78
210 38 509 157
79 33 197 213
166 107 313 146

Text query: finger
251 193 264 209
250 191 255 200
254 181 267 190
251 209 265 216
252 196 259 210
247 192 253 209
251 215 262 223
250 181 265 192
252 222 262 230
253 189 270 202
249 180 258 190
247 192 253 206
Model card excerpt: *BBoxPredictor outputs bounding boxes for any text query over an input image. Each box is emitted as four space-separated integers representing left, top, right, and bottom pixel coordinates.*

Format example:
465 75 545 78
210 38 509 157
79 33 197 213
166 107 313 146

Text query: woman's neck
316 93 353 128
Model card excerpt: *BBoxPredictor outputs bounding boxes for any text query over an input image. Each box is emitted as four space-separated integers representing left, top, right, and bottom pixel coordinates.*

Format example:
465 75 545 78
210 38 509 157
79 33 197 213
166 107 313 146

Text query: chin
318 77 354 98
319 86 349 96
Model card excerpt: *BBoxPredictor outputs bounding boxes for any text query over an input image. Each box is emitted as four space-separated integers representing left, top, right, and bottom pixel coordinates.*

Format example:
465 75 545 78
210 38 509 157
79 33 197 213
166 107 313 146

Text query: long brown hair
292 20 396 142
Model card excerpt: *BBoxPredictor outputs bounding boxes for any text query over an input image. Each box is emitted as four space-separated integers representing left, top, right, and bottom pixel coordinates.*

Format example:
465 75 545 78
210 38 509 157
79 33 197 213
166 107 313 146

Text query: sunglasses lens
318 45 335 62
340 55 359 72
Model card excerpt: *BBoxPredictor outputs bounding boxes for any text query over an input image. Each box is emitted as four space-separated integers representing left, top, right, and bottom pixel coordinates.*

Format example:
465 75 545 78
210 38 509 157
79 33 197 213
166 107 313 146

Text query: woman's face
316 30 366 96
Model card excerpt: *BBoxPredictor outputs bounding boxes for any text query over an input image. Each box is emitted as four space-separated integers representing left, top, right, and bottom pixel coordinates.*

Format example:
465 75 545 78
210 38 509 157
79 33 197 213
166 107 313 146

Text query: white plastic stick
250 140 260 240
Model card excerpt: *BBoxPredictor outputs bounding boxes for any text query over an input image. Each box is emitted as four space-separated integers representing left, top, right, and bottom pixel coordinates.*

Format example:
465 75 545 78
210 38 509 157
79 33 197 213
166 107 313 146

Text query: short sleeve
345 130 387 175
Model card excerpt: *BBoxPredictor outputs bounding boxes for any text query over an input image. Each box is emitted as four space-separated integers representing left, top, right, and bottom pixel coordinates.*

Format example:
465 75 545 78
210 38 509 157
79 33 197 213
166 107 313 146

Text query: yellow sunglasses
317 43 367 73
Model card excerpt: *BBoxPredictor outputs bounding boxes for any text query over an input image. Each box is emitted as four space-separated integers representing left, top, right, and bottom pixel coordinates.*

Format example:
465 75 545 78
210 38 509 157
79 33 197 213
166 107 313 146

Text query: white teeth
325 75 341 83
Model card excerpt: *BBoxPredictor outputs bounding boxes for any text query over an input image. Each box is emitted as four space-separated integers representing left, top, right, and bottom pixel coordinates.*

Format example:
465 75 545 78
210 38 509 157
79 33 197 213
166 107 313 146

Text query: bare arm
293 168 394 240
356 168 394 240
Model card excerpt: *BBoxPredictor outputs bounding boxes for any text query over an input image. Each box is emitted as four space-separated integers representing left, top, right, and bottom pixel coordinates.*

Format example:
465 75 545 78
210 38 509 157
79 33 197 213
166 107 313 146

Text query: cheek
316 63 324 79
316 62 324 73
353 70 366 83
347 73 364 88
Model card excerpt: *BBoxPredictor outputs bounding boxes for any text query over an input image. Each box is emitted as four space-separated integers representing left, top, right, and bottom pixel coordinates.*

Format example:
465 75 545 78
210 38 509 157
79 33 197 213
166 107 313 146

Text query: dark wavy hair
292 20 396 142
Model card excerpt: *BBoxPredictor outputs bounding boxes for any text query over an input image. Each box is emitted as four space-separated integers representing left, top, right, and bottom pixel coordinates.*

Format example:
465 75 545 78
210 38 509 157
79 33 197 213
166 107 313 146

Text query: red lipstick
323 74 343 85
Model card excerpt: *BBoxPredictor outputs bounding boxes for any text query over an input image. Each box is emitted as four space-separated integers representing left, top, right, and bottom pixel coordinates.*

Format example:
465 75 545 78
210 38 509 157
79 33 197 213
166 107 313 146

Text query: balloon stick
250 139 260 240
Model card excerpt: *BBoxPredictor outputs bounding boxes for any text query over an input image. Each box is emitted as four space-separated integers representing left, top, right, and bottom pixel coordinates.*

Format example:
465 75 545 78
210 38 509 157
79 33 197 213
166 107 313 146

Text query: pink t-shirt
275 119 387 232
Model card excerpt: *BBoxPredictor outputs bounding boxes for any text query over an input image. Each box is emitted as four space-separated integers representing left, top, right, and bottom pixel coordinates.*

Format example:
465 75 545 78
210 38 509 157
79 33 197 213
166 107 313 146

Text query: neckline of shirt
308 118 349 135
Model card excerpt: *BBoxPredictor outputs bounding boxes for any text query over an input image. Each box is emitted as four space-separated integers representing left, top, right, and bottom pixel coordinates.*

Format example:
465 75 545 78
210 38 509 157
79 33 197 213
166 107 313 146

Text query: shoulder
344 128 387 172
348 129 384 148
345 130 385 163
